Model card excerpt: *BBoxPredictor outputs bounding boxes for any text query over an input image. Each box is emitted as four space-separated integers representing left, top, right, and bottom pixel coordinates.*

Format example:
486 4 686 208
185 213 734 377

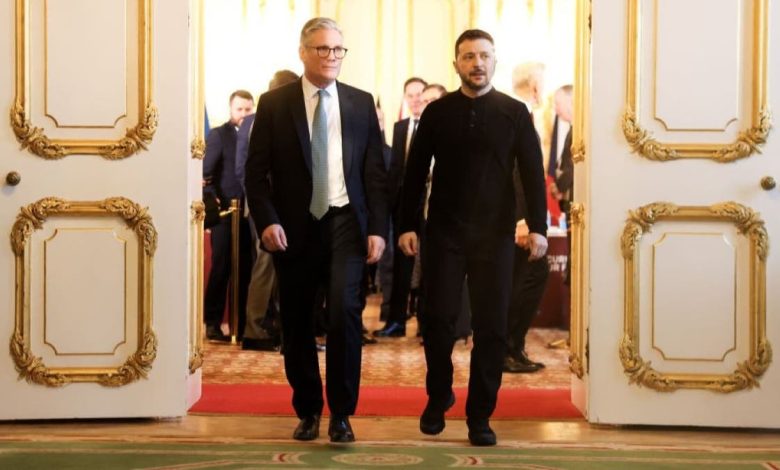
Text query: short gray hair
300 17 342 45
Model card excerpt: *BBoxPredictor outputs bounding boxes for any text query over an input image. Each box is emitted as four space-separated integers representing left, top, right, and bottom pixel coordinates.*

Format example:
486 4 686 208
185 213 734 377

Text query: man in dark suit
203 90 255 341
373 77 427 338
398 29 547 446
245 17 387 444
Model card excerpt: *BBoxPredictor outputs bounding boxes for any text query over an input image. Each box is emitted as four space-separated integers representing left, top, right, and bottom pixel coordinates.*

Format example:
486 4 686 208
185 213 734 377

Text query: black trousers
422 223 514 422
386 208 415 325
507 247 549 356
274 208 366 418
204 217 251 336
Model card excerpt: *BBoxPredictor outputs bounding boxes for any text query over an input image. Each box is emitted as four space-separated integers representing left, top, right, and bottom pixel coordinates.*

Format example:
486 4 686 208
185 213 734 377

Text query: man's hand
515 219 530 248
261 224 287 252
398 232 418 256
367 235 386 264
528 232 548 260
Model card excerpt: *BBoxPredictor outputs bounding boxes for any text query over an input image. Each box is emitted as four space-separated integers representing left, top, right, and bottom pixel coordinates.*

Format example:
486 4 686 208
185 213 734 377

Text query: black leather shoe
519 351 545 369
373 322 406 337
362 333 378 345
293 414 320 441
241 337 278 351
328 415 355 443
420 392 455 435
503 355 540 373
467 420 497 446
206 325 230 342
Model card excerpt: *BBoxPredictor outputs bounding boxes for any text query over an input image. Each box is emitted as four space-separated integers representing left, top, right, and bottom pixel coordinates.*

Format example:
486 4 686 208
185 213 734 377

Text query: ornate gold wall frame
190 0 206 160
10 197 158 387
189 201 205 373
572 0 590 164
623 0 771 162
12 0 156 160
568 203 586 377
620 202 771 392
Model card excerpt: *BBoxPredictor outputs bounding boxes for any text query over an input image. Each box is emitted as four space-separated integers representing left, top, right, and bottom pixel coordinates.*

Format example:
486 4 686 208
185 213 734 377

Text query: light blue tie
310 89 329 219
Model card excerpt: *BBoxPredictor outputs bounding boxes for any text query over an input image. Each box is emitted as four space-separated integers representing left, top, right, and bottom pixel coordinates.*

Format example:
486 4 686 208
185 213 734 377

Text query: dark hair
423 83 447 97
454 29 494 57
268 70 299 90
404 77 428 91
229 89 254 103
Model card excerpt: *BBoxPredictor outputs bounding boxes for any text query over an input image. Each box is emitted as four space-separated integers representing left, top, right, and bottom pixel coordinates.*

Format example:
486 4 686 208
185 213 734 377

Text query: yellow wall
204 0 575 142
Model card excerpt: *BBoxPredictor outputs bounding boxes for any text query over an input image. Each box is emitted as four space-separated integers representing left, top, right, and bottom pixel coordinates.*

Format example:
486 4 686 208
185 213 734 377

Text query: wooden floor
1 415 780 450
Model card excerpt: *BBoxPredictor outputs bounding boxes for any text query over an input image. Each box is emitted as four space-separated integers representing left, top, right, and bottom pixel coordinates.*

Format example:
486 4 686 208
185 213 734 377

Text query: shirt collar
302 75 338 99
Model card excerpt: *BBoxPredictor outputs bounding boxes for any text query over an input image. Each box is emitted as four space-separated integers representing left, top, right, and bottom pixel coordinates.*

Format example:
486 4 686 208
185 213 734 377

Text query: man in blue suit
203 90 254 341
245 18 388 443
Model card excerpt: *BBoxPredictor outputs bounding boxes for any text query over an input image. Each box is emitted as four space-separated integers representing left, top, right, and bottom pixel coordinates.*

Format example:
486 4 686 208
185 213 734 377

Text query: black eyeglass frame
305 46 348 59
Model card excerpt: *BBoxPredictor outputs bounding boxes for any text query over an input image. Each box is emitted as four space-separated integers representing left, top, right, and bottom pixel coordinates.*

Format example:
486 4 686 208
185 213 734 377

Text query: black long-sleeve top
400 88 547 238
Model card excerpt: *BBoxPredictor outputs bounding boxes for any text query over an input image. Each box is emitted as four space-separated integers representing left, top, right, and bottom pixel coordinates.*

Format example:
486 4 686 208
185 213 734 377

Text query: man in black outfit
398 29 548 446
203 90 255 341
245 17 387 444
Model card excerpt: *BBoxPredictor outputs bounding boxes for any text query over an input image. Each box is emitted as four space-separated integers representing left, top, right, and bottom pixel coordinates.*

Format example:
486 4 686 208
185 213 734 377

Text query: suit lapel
338 82 355 179
290 80 312 175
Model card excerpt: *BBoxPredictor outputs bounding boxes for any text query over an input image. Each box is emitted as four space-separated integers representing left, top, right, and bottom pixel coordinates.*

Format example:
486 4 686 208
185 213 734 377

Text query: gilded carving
13 0 155 159
99 329 158 387
98 104 159 160
10 102 66 159
571 139 586 163
191 201 206 222
568 203 586 378
622 110 678 161
713 108 773 163
624 0 771 161
10 197 157 387
102 197 158 256
191 137 206 160
621 202 772 392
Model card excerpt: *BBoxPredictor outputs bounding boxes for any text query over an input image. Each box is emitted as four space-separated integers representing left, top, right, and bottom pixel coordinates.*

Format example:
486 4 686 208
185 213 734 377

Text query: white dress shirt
301 76 349 208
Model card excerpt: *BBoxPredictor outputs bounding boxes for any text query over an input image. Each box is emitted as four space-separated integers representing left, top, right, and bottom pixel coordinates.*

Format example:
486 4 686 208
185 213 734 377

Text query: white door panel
579 0 780 427
0 0 198 419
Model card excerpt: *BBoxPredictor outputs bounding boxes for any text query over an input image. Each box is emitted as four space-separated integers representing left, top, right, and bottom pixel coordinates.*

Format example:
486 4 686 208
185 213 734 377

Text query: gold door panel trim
189 201 205 373
571 0 590 165
10 197 158 387
190 0 205 160
623 0 771 162
620 202 771 392
569 203 586 378
11 0 156 160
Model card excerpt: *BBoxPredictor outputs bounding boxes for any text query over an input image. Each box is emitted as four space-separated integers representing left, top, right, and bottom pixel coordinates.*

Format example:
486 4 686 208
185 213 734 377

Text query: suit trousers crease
507 247 549 355
422 223 514 421
274 210 366 418
387 206 415 324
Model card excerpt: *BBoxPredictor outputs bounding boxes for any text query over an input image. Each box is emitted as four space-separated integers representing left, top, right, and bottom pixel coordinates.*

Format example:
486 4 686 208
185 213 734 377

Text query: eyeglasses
306 46 348 59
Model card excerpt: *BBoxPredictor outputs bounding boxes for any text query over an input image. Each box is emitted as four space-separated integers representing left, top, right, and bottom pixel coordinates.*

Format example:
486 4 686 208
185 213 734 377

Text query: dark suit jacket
555 128 573 213
203 121 243 209
387 118 410 209
235 113 255 192
245 79 388 254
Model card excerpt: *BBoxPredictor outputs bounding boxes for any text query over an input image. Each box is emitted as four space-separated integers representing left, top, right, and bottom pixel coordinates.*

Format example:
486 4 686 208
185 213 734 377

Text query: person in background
373 77 428 338
245 17 388 443
236 70 299 352
203 90 255 342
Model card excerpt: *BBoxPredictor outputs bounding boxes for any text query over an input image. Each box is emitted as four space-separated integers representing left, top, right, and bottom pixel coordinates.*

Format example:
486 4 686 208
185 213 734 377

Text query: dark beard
458 71 490 92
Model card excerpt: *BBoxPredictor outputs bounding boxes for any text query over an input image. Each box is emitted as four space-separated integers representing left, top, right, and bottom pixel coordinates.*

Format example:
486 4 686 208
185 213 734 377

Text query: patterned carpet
202 294 571 389
2 440 779 469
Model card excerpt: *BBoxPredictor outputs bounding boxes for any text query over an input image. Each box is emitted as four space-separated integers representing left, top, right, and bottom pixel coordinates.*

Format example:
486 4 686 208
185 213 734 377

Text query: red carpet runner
190 384 582 419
